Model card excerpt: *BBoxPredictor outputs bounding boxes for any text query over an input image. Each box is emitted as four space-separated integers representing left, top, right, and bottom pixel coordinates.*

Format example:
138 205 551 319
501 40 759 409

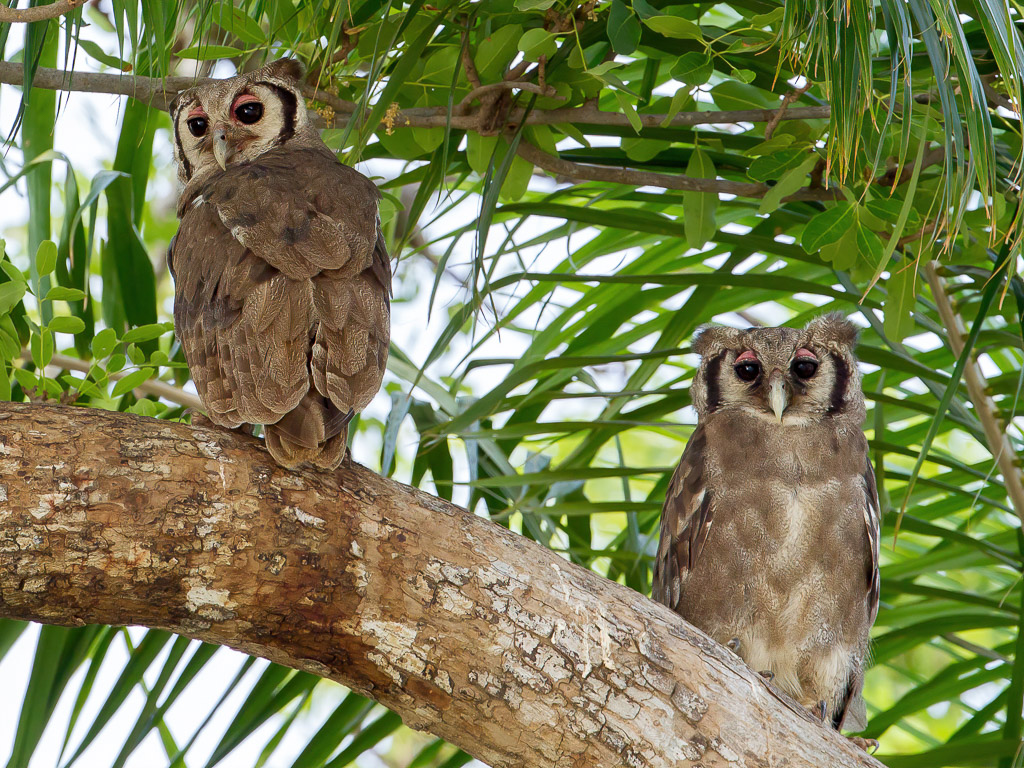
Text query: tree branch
515 140 842 201
0 62 831 131
923 262 1024 524
0 402 883 768
0 0 84 23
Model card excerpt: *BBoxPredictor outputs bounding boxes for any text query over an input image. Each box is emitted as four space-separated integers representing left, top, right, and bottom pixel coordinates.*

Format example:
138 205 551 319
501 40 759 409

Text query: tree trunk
0 403 881 768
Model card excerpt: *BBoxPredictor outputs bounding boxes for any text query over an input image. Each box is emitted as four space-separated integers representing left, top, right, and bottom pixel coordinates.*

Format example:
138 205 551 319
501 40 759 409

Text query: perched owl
168 59 391 470
652 313 880 735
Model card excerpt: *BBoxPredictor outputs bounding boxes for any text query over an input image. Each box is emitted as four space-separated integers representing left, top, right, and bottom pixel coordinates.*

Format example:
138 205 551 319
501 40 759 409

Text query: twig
765 82 811 140
0 0 84 23
924 262 1024 525
30 351 203 409
876 146 946 189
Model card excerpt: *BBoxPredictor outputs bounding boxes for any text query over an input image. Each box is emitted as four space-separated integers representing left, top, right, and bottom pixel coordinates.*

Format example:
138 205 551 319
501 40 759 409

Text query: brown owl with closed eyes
167 59 391 470
652 313 880 738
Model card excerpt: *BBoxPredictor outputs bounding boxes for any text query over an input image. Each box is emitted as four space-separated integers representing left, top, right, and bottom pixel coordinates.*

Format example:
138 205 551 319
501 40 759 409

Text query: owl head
689 312 864 425
169 58 317 186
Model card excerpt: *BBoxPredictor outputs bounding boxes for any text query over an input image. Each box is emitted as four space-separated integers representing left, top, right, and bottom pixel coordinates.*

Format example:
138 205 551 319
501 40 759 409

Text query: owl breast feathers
167 59 391 470
652 312 880 733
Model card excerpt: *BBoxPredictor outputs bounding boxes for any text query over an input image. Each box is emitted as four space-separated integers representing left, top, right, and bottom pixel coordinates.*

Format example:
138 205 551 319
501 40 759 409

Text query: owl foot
726 637 741 654
759 670 774 682
811 700 827 721
845 737 879 753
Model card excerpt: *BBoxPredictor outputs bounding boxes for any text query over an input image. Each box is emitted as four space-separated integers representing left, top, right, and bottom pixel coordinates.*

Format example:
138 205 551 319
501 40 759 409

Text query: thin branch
924 261 1024 525
0 0 84 23
765 82 812 140
515 139 842 201
0 62 832 130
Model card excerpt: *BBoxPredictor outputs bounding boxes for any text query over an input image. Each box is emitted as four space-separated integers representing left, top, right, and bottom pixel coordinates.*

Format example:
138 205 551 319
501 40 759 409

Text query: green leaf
885 259 919 342
30 329 53 369
518 28 556 59
0 282 27 315
747 149 809 182
35 240 58 277
43 286 86 302
176 44 248 60
608 0 641 55
209 1 265 45
48 316 86 334
91 328 118 359
121 323 170 345
111 367 154 398
670 52 712 85
801 203 857 253
682 149 717 249
76 39 131 71
758 154 819 215
642 15 702 39
514 0 555 9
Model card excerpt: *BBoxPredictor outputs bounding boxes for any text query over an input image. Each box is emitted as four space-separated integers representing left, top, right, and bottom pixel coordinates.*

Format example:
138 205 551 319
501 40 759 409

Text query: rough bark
0 402 881 768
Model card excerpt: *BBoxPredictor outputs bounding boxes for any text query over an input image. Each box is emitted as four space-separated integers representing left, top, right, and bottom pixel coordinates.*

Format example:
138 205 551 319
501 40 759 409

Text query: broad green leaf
48 316 86 334
642 15 702 39
91 328 118 360
608 0 641 54
801 203 857 253
44 286 86 302
682 149 717 249
35 240 57 277
670 51 712 85
111 367 154 398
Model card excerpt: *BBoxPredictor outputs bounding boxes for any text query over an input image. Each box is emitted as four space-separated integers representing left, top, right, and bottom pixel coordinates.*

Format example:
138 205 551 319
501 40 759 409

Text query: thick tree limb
0 0 83 23
0 402 883 768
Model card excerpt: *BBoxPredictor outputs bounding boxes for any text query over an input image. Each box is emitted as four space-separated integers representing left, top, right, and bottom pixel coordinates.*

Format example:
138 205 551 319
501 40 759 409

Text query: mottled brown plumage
652 312 880 733
168 59 390 469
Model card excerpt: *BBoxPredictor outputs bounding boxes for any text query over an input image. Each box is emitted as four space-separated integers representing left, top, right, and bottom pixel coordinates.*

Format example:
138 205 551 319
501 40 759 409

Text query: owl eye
734 361 760 382
235 101 264 124
186 117 208 137
792 358 819 380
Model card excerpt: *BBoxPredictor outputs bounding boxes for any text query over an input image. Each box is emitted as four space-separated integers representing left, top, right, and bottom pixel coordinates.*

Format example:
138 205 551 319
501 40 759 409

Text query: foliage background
1 0 1024 766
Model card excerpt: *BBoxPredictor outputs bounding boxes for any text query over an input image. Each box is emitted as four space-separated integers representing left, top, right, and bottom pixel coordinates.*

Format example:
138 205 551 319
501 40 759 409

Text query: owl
652 312 880 736
167 59 391 470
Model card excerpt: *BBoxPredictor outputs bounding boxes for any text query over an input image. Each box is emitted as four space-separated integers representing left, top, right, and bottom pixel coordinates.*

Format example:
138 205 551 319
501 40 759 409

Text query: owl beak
768 370 788 422
212 125 232 170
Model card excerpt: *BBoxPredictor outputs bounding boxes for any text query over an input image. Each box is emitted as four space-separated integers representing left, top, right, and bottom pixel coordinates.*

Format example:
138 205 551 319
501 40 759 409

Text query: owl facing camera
653 313 880 744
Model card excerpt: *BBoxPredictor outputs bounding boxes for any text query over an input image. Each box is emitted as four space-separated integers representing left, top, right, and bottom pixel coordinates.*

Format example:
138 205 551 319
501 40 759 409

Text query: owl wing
202 147 385 281
835 457 882 733
652 426 713 612
169 200 311 427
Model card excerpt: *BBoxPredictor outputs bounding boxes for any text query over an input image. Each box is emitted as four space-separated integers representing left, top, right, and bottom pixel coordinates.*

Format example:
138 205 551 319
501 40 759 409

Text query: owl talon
846 737 879 753
759 670 774 682
726 637 741 654
811 700 827 721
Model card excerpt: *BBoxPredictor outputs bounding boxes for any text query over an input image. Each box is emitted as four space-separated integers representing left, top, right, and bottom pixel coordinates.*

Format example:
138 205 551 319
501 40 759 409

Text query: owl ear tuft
691 325 744 357
804 311 859 349
264 58 305 83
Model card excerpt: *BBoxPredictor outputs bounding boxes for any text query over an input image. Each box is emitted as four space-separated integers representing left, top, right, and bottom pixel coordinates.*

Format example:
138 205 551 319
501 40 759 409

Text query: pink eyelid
735 350 758 363
795 347 817 360
187 108 207 119
231 94 261 110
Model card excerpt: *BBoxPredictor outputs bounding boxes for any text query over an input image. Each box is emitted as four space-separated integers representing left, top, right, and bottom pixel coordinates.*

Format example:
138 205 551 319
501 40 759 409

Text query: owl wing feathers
170 146 390 468
652 425 713 613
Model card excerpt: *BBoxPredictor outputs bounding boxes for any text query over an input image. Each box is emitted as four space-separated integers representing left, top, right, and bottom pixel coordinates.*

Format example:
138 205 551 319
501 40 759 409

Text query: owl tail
264 393 353 470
